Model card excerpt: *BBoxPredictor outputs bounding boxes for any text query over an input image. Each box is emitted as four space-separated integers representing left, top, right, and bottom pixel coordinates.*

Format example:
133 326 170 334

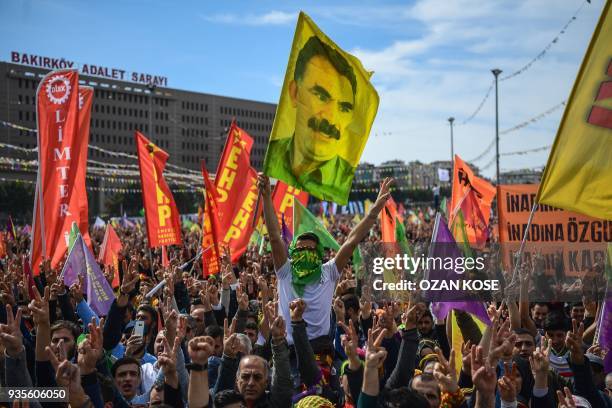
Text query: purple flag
61 234 115 315
61 235 86 288
598 289 612 371
426 213 491 326
281 214 293 252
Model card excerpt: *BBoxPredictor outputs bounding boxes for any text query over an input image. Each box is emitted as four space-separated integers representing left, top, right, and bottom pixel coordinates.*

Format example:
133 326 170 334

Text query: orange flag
201 162 223 277
271 181 309 235
98 224 123 288
135 131 182 248
380 198 399 242
214 122 262 263
449 155 496 247
31 70 88 275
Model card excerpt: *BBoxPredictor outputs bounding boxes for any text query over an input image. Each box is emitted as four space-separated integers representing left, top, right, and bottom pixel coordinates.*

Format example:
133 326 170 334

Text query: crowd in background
0 175 609 408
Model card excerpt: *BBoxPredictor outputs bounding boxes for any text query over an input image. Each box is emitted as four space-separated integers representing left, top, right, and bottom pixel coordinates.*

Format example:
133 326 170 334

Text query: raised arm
290 299 320 386
257 173 287 270
187 336 214 408
269 314 293 408
519 265 537 337
335 178 393 271
29 286 51 362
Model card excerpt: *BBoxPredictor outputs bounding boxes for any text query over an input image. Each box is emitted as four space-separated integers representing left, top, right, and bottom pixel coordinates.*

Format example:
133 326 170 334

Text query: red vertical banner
31 70 87 274
214 122 262 263
135 131 182 248
201 162 222 276
77 87 93 249
271 181 308 234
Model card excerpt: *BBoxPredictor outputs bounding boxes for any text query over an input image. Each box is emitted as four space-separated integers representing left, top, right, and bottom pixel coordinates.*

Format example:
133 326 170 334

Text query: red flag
31 70 87 275
77 87 93 249
22 254 37 300
201 162 222 277
214 122 262 263
457 189 489 247
98 224 123 288
161 246 169 268
135 131 182 248
0 232 6 259
449 155 496 246
271 181 309 235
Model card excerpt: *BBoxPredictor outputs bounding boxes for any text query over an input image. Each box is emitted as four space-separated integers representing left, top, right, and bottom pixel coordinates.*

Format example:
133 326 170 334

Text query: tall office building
0 58 276 213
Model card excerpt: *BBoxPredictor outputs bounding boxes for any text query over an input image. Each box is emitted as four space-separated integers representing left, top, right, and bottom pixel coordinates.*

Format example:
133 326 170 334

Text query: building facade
499 168 542 185
0 61 276 213
354 159 454 190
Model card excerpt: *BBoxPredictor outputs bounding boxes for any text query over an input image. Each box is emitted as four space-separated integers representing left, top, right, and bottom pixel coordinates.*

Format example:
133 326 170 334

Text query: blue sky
0 0 605 178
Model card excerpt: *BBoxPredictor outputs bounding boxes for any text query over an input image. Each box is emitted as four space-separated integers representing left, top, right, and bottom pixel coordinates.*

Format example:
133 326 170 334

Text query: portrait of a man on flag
264 12 379 204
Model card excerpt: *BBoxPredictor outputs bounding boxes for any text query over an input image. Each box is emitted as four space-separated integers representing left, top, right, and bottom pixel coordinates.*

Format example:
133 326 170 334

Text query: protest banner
30 70 87 275
76 86 93 248
498 184 611 277
135 131 182 247
214 122 261 263
201 163 222 276
263 12 379 204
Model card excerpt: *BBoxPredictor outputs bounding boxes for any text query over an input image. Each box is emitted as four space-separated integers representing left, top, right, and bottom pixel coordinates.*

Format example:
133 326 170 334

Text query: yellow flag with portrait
263 12 379 205
537 0 612 220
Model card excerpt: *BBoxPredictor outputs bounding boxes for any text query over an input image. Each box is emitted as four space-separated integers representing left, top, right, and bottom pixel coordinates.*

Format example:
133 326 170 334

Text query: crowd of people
0 174 609 407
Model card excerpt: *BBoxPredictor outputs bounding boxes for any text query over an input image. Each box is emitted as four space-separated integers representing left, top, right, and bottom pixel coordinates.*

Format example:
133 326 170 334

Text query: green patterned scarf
289 241 324 296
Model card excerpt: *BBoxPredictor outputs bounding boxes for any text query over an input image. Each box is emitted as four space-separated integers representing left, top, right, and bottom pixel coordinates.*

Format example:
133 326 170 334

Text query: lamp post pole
492 69 502 184
448 117 455 164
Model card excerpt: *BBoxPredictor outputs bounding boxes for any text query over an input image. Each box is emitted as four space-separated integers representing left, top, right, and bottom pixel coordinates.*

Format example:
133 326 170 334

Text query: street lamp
448 117 455 164
491 69 502 184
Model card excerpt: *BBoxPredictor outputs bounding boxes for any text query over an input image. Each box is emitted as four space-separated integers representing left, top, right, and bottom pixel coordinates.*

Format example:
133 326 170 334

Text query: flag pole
508 202 538 287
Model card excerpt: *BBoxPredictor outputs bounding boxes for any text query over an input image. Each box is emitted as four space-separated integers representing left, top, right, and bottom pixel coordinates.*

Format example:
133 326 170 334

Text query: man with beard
264 35 358 198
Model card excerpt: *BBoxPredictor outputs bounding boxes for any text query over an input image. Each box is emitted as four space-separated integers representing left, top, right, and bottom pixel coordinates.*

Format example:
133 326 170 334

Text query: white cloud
202 10 295 26
346 0 605 178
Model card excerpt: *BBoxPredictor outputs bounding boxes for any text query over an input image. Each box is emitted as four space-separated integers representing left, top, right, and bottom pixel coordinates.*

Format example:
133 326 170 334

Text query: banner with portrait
263 11 379 205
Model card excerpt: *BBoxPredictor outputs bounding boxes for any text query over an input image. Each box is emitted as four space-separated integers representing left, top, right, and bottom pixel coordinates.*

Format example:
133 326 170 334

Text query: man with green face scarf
257 173 393 345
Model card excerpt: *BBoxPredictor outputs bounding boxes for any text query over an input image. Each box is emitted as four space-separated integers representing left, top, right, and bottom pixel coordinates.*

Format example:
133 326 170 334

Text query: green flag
68 222 80 250
353 246 364 279
294 200 364 272
395 216 413 258
440 197 448 218
293 200 339 250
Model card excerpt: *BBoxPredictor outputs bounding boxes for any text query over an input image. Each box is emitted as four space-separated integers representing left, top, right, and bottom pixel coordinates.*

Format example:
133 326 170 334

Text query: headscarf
295 395 334 408
512 356 535 403
289 233 325 296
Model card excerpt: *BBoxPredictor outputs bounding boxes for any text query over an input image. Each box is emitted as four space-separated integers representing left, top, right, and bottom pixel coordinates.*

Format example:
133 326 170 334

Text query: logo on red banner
45 75 71 104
